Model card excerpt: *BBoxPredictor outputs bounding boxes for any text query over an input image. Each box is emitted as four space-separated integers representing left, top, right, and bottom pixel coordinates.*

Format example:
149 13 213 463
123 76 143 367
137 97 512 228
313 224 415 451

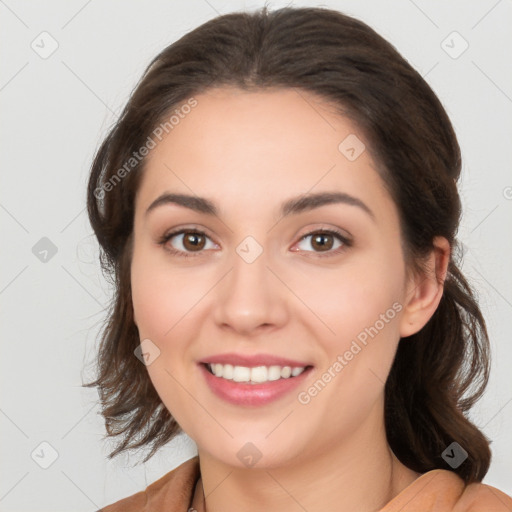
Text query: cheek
130 245 207 340
302 251 405 346
130 249 205 428
295 260 405 429
298 250 406 419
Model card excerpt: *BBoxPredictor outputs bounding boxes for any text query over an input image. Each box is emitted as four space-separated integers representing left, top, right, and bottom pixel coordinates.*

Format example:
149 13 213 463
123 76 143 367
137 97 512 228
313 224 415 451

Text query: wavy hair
84 6 491 483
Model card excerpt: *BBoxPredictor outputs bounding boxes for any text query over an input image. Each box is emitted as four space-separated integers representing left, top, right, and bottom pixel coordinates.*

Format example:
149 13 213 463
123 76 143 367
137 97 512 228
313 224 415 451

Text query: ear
399 236 451 338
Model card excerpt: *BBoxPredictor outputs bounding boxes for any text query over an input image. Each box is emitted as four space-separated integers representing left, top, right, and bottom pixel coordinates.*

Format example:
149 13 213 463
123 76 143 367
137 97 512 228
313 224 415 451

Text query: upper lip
199 353 312 368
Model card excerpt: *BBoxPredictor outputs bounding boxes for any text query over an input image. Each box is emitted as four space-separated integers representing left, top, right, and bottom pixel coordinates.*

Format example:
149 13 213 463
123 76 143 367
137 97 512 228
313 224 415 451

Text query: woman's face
131 87 414 468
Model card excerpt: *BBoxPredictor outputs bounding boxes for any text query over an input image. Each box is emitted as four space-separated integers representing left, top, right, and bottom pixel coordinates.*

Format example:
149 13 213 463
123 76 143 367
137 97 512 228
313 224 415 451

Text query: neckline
190 467 462 512
191 475 206 512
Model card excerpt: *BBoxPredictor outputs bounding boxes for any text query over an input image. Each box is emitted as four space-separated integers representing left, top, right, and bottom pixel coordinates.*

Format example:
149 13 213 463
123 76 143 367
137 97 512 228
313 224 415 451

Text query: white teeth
250 366 268 383
267 365 282 381
222 364 234 379
281 366 292 378
207 363 307 383
291 367 304 377
232 366 251 382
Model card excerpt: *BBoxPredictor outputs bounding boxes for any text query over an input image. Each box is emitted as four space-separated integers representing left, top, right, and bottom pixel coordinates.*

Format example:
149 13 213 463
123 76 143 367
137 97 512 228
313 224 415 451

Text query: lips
198 362 314 406
199 352 312 368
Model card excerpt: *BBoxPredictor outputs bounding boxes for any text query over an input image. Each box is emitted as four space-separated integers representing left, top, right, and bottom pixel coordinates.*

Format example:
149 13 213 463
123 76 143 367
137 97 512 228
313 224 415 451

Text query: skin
130 86 450 512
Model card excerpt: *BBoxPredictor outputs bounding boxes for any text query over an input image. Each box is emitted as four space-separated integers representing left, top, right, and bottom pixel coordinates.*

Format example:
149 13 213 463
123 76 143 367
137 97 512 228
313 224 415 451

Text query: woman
85 6 512 511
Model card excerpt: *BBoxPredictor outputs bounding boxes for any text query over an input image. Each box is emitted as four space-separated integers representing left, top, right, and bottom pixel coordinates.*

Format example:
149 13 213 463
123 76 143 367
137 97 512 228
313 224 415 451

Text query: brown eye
294 229 352 258
310 233 335 252
158 229 216 257
181 232 207 251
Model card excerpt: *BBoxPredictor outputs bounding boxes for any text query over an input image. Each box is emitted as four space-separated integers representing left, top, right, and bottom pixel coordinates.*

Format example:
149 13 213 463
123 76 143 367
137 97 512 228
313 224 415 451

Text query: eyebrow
145 191 375 221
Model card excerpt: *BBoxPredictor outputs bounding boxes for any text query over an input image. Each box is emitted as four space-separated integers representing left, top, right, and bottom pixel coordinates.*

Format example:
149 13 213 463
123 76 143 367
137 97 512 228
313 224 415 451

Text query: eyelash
157 227 352 260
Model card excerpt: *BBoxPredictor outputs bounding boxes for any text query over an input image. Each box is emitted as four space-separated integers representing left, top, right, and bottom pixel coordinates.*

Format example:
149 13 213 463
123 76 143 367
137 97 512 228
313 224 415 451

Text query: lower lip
199 363 313 406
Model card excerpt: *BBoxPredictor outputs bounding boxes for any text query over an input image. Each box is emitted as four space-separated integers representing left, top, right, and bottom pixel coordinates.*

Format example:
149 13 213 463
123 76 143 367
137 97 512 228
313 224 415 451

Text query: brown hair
84 6 491 483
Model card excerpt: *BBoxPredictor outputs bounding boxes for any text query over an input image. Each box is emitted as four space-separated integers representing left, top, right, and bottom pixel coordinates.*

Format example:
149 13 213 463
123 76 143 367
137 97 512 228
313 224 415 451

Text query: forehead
135 87 391 219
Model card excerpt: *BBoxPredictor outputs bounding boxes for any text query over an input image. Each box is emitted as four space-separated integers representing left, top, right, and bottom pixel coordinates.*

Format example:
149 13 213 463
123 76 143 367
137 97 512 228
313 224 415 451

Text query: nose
212 245 288 337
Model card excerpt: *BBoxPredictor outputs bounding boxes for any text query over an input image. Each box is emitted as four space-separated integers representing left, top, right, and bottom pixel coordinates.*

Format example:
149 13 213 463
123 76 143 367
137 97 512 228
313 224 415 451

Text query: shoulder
381 469 512 512
97 456 201 512
454 479 512 512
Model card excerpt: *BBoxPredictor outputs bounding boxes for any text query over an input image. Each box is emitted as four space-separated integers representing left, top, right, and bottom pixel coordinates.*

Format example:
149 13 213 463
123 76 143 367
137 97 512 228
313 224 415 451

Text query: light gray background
1 1 511 510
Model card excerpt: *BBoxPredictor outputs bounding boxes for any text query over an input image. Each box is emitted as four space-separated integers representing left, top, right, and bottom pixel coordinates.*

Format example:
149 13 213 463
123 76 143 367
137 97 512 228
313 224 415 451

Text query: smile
206 363 307 383
199 362 314 406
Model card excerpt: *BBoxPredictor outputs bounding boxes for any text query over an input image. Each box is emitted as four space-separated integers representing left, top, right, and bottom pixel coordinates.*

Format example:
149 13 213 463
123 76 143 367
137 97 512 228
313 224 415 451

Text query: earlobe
399 237 451 338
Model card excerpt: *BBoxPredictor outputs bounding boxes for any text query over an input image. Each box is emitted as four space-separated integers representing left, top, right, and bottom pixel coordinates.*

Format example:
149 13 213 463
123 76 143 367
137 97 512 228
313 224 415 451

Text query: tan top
97 455 512 511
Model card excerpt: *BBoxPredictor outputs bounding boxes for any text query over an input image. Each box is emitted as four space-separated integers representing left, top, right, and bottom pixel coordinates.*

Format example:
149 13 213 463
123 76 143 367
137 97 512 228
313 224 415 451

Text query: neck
195 396 421 512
